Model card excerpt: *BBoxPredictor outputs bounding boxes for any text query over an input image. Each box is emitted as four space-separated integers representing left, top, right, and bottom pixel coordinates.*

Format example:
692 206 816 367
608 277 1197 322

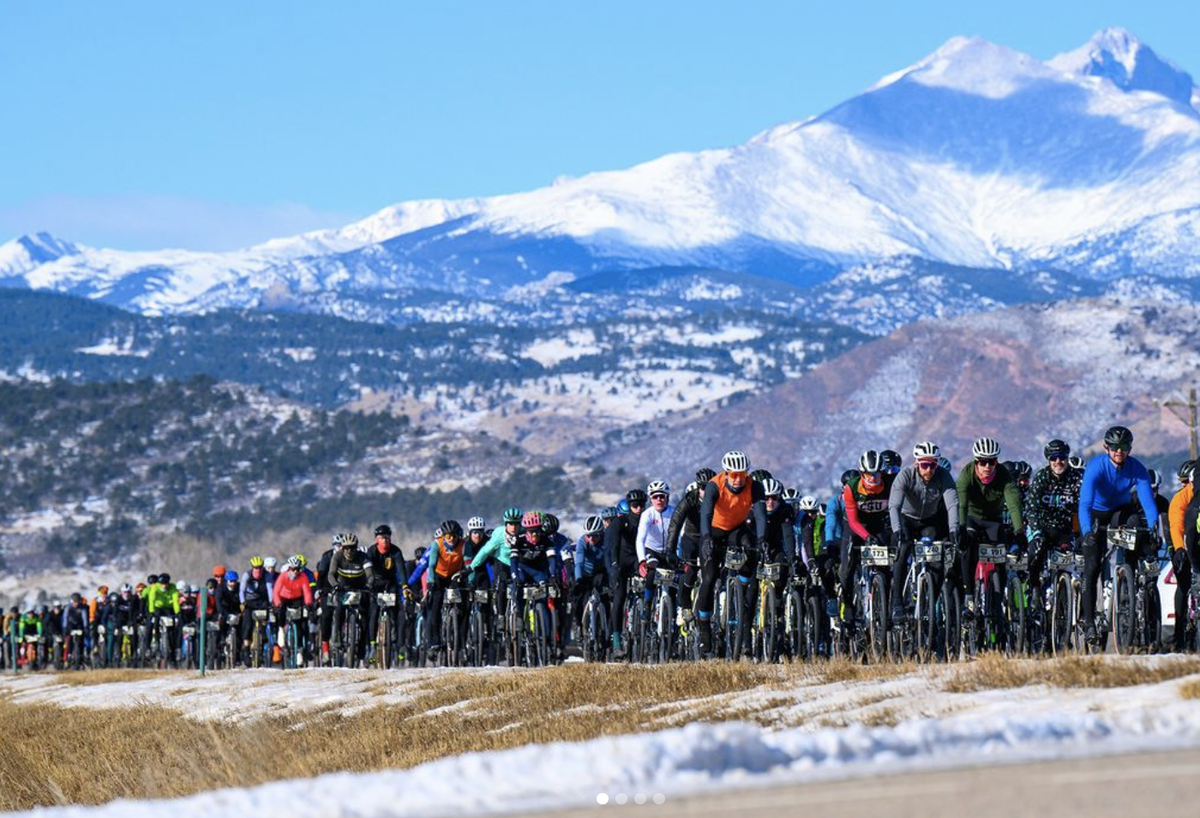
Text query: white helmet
646 480 670 497
799 495 819 512
912 441 940 460
263 556 278 570
583 515 604 535
467 516 486 532
761 477 784 497
858 450 884 473
721 450 750 472
972 438 1001 460
285 555 302 570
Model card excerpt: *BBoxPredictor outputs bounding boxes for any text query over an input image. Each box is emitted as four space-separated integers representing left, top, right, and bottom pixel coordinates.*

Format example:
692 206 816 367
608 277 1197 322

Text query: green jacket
18 614 42 639
957 463 1024 531
143 583 181 615
469 526 512 570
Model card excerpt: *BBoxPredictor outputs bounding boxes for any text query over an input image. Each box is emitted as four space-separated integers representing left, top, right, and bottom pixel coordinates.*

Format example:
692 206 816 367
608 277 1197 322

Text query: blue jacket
406 544 434 586
1079 454 1158 534
824 494 845 545
573 534 609 582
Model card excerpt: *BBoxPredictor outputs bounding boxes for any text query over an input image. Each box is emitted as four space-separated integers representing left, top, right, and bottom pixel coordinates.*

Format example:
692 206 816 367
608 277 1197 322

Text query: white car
1158 560 1180 632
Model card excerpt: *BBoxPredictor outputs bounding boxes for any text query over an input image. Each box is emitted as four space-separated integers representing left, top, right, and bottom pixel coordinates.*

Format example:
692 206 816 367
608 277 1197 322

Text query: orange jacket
710 472 754 531
1170 484 1193 551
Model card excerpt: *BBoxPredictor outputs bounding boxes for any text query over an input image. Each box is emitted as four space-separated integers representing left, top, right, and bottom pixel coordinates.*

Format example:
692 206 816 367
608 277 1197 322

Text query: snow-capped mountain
4 28 1200 314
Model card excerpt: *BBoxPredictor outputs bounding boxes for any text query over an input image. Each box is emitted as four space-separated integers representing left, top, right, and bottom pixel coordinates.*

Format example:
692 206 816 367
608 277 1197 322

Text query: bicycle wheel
1143 579 1162 653
724 578 744 660
805 590 824 661
533 602 549 667
941 582 961 662
1004 574 1027 657
1113 565 1135 655
657 591 674 664
761 584 778 663
915 572 935 663
984 570 1004 653
468 608 484 667
868 573 889 663
784 589 802 660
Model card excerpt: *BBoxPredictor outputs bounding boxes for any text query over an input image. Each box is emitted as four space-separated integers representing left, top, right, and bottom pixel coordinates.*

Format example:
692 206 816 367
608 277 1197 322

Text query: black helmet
1104 425 1133 449
695 467 717 485
626 489 648 506
541 513 560 535
1044 439 1070 460
1178 460 1196 484
749 469 773 484
70 592 82 604
881 450 902 470
439 519 464 539
159 573 170 584
601 506 621 520
414 546 427 560
1014 461 1032 481
374 524 392 538
147 574 159 584
840 469 860 487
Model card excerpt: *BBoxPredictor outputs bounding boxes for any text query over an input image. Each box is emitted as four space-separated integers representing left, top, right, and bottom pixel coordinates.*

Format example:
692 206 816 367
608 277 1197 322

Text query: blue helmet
225 570 239 582
617 498 631 514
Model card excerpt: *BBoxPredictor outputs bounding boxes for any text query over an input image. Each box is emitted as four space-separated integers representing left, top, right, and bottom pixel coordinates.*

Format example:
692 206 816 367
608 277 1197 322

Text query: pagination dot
615 793 628 805
653 793 666 804
596 793 609 805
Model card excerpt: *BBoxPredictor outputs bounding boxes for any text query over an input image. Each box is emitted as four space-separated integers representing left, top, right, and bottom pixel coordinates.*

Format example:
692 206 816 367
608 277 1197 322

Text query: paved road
548 748 1196 818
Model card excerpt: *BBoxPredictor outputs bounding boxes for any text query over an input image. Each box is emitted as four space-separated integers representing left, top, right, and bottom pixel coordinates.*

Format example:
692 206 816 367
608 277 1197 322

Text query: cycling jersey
240 572 273 607
327 549 375 590
1170 483 1194 551
700 474 766 540
666 490 702 551
144 583 181 615
604 511 642 571
1025 465 1082 536
844 473 895 540
430 537 466 579
574 534 608 581
824 494 846 546
1078 454 1158 533
272 571 314 606
762 501 798 561
368 542 407 589
888 465 957 537
636 503 675 562
469 527 512 570
957 463 1023 530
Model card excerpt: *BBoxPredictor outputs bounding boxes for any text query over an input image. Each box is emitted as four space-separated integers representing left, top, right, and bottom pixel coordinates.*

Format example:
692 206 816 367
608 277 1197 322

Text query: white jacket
635 504 675 563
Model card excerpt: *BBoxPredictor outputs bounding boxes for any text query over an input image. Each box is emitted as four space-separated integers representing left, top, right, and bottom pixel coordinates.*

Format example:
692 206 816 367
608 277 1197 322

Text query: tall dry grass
945 653 1200 693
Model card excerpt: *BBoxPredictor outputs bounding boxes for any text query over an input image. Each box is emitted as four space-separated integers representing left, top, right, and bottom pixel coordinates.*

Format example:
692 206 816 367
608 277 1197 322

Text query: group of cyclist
4 422 1198 669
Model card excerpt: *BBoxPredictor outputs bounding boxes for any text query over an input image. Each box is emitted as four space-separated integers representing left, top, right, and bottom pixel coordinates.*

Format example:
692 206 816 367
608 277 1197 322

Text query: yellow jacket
1169 484 1193 551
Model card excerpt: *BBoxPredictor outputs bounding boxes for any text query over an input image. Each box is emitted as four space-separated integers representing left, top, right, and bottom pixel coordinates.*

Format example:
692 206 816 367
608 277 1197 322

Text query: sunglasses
650 494 669 501
728 471 748 480
1107 444 1131 453
917 460 937 469
976 458 998 467
1048 455 1068 462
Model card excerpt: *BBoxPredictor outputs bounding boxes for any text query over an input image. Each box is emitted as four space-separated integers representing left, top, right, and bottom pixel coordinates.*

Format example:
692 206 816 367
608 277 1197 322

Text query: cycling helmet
1178 460 1196 484
840 469 860 487
1104 425 1133 449
1149 469 1162 491
249 555 265 569
601 506 621 520
1068 455 1085 471
440 519 464 539
799 495 819 512
467 516 486 533
1014 461 1032 482
781 487 799 501
721 450 750 472
937 456 953 472
858 450 884 474
685 480 699 497
584 515 604 535
749 469 773 484
120 583 132 594
541 513 560 535
761 477 784 497
502 507 523 525
971 437 1001 459
295 554 308 568
374 524 392 538
285 555 302 570
1044 439 1071 460
212 565 226 579
107 592 118 603
177 583 191 595
335 532 359 549
1001 460 1018 479
695 467 717 485
911 441 939 460
263 557 277 570
521 511 543 530
646 480 670 497
626 489 648 506
147 574 159 585
617 499 631 514
159 573 170 584
70 592 82 604
225 570 239 582
97 585 109 596
881 450 902 471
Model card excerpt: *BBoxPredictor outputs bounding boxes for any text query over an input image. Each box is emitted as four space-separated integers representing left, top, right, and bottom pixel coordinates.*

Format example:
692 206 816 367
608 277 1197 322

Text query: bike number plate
978 545 1007 563
862 545 891 566
445 588 462 604
915 542 943 562
757 563 781 581
1110 529 1139 550
376 592 397 606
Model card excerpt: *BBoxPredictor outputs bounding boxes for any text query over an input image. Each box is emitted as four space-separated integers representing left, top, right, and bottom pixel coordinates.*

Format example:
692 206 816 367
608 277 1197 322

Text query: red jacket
272 571 314 606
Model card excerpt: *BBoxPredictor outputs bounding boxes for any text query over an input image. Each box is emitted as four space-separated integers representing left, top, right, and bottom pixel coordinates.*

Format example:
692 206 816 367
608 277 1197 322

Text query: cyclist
820 471 856 607
465 517 490 565
216 570 243 663
1078 425 1159 647
752 478 798 625
839 451 897 627
240 557 274 656
665 468 718 617
367 524 410 661
605 489 647 656
323 533 375 660
571 515 610 634
511 510 562 653
18 609 42 665
273 555 315 661
957 438 1024 619
888 441 958 622
263 556 280 586
1025 440 1083 601
881 450 902 476
467 507 521 632
1169 460 1195 651
636 480 675 596
695 451 768 657
600 506 621 530
63 593 89 663
147 574 181 661
794 495 821 574
423 520 468 658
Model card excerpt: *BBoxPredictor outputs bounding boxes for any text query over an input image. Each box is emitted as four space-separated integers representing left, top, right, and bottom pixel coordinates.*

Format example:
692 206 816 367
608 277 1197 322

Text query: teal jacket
468 526 511 571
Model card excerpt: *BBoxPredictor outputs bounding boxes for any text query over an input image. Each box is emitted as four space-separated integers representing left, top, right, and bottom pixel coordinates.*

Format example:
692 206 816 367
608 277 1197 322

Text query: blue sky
3 1 1198 250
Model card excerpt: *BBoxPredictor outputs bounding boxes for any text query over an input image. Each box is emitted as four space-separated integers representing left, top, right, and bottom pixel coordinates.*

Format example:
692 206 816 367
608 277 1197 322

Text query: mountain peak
1048 27 1195 106
0 232 80 277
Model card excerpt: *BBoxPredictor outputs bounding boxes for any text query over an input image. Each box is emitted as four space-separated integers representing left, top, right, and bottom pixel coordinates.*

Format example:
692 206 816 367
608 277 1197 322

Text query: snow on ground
10 660 1200 818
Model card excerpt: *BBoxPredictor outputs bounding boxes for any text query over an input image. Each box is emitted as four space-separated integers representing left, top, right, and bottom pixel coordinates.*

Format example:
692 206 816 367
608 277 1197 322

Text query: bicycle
373 590 398 669
1048 545 1084 656
1109 527 1162 654
622 574 647 663
975 540 1009 654
333 590 366 668
439 576 467 667
580 584 610 663
280 606 309 669
519 582 554 667
466 586 491 667
717 546 750 660
783 567 823 661
66 628 86 670
247 608 270 668
649 564 679 664
752 560 783 663
898 538 946 663
858 538 894 662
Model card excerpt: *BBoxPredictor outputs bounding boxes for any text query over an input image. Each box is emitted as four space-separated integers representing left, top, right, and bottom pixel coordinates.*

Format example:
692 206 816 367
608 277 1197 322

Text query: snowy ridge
8 30 1200 312
16 672 1200 818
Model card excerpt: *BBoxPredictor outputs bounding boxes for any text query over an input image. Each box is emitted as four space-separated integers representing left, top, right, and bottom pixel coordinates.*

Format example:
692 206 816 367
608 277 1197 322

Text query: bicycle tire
868 573 889 663
915 572 935 663
1004 573 1027 657
1113 565 1135 655
1144 580 1162 652
941 581 961 662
